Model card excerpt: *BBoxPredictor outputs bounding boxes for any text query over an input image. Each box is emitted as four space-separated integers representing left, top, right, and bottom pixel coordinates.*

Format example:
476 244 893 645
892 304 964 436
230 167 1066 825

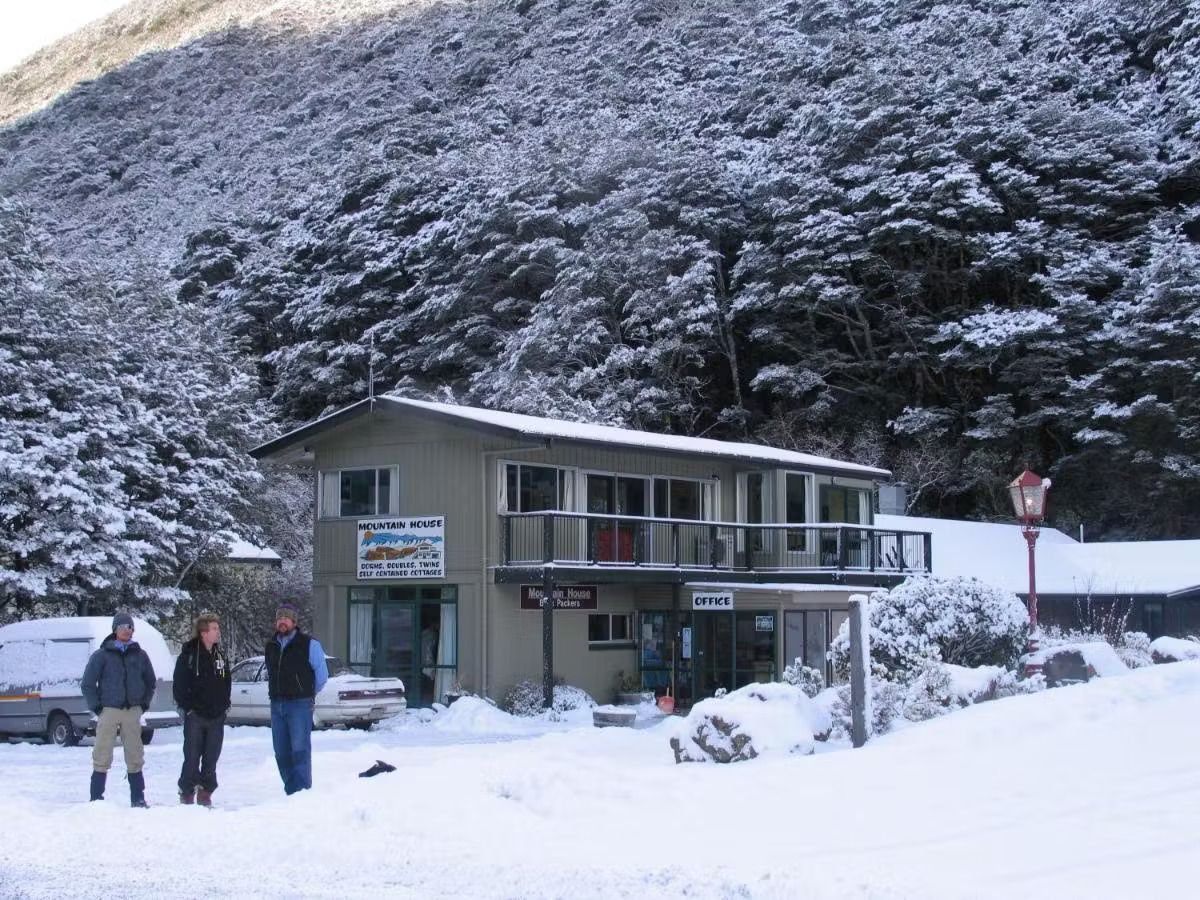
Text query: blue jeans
270 698 314 794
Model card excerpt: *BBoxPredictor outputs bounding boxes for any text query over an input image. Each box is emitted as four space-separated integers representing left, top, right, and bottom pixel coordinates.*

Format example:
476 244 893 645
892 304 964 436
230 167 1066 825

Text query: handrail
499 509 922 534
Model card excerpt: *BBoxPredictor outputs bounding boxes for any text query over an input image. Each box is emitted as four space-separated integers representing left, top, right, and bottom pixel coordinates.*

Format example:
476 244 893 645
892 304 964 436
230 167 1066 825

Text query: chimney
878 482 907 516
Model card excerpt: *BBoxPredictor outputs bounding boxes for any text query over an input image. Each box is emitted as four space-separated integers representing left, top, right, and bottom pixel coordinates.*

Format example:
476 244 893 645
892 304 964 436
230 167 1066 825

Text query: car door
228 660 264 724
247 660 272 722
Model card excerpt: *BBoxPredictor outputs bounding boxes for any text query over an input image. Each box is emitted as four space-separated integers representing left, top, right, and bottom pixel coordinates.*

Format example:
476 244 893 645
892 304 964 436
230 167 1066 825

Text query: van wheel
140 728 154 745
46 712 79 747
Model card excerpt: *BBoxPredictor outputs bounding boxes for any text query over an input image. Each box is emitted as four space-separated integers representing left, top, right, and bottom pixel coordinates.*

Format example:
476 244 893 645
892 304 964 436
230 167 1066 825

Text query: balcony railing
499 511 932 575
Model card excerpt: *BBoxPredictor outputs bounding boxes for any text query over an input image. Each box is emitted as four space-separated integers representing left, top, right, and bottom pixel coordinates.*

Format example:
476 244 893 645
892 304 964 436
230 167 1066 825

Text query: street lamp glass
1008 470 1049 522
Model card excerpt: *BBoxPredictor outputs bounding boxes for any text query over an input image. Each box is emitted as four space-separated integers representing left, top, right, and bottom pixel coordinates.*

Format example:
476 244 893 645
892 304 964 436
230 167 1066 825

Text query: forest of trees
2 0 1199 618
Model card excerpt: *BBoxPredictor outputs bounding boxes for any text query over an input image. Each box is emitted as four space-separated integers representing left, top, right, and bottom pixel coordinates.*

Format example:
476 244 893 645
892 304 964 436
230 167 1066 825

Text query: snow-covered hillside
1 662 1196 898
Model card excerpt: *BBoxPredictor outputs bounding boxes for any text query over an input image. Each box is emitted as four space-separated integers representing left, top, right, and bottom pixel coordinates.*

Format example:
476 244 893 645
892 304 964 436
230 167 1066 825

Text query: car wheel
140 728 154 745
46 712 79 747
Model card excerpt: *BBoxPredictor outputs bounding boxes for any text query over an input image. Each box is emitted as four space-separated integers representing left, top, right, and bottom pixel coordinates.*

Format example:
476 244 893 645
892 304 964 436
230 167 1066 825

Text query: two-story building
251 396 932 707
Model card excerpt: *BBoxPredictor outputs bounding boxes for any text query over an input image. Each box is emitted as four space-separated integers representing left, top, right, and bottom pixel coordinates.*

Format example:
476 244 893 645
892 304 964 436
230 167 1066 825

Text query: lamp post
1008 469 1051 633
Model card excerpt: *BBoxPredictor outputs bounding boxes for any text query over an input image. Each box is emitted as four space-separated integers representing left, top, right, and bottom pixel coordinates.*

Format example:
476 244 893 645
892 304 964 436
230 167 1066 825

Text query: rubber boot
196 789 213 808
129 771 148 808
179 789 195 805
89 770 106 802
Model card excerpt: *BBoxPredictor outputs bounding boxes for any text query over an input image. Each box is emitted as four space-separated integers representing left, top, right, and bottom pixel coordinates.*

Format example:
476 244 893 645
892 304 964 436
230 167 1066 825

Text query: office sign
520 585 598 610
357 517 445 579
692 591 734 611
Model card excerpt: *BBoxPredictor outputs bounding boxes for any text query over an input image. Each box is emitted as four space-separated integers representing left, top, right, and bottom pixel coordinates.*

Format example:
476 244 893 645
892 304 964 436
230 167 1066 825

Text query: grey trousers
178 711 226 794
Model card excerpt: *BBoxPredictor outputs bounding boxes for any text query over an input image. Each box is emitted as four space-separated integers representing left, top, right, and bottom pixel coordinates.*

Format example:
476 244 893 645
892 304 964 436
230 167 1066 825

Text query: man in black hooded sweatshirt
173 613 232 806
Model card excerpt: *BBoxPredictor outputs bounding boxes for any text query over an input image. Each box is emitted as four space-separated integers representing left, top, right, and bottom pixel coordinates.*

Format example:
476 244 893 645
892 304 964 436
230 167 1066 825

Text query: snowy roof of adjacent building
221 532 281 564
877 514 1200 598
252 395 890 479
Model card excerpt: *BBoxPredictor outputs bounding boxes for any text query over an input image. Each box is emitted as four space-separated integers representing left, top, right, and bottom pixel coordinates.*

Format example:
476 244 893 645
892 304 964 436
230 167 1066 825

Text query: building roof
877 514 1200 598
252 395 891 479
221 533 281 564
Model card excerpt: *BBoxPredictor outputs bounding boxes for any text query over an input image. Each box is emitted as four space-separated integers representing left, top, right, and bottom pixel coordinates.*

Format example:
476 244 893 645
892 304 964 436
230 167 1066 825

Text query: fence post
543 514 555 563
502 515 512 565
708 523 719 568
849 593 872 749
672 522 680 567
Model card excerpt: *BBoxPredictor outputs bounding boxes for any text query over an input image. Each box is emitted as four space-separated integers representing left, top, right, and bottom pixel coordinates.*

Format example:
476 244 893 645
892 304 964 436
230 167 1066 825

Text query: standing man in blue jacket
80 613 157 806
264 601 328 794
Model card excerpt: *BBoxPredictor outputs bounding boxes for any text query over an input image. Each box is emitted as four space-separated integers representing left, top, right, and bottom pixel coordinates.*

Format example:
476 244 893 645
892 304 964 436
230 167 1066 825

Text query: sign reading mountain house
357 517 445 579
520 585 598 610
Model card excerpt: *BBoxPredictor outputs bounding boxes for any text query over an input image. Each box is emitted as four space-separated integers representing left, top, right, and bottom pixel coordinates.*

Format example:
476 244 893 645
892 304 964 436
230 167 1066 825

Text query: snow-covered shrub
669 682 830 764
829 680 905 738
501 679 547 717
500 679 596 717
781 659 825 698
1149 636 1200 664
831 577 1029 682
1038 627 1152 669
1117 631 1153 668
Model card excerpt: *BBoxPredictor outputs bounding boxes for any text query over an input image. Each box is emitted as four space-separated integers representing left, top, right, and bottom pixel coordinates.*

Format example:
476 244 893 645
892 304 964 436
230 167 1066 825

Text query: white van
0 617 179 745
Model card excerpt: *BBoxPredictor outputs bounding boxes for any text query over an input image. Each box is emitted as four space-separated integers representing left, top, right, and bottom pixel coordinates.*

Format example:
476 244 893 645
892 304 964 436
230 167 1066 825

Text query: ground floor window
638 609 778 706
588 613 634 645
348 585 457 706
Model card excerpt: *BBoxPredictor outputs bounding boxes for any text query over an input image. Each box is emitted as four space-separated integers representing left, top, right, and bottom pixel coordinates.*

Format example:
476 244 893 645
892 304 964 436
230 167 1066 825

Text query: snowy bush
669 682 831 764
1038 627 1152 669
499 679 596 717
1149 636 1200 664
780 659 825 698
829 680 905 738
832 577 1029 682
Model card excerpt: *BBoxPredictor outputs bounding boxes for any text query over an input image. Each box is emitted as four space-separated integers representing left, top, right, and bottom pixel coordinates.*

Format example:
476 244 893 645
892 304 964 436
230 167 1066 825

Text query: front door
375 603 416 684
693 613 734 698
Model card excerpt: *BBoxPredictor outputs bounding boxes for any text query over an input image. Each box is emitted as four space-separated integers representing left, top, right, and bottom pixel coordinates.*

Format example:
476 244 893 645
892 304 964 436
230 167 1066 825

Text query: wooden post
849 593 871 749
671 581 681 706
542 567 555 710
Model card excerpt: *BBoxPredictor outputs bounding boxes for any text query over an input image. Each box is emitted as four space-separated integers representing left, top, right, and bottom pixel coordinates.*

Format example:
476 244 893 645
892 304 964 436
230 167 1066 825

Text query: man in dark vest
173 613 232 806
264 601 328 794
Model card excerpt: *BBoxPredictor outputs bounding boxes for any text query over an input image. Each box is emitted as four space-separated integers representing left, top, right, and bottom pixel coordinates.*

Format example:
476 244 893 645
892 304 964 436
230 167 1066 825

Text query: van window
0 641 47 689
46 640 90 685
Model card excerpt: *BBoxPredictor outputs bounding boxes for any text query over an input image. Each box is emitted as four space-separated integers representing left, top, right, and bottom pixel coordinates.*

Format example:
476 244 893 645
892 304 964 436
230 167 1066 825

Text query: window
653 477 715 520
819 484 871 524
231 660 263 683
330 467 394 517
503 463 571 512
588 613 634 645
785 472 811 551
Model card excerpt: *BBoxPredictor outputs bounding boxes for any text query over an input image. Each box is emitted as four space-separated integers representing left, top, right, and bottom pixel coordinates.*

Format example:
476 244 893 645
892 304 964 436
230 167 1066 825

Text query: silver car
227 655 406 728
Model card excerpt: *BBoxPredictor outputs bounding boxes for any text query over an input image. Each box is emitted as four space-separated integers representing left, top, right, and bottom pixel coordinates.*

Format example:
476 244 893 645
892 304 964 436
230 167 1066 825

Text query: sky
0 1 129 74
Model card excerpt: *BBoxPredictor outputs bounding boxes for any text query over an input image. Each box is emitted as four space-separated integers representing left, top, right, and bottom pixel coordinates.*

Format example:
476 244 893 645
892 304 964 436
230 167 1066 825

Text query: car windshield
324 656 352 675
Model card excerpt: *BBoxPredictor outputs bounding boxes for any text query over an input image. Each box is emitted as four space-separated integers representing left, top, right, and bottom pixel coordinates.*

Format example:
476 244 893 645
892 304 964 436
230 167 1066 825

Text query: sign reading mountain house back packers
520 585 598 610
357 517 445 579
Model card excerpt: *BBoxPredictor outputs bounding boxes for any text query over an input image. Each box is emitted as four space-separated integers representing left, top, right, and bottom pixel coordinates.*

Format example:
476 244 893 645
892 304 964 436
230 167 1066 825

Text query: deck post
849 593 872 748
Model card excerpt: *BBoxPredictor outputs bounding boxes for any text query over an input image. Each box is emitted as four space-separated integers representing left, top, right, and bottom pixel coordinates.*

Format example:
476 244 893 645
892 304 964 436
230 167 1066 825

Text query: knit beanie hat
275 602 300 623
112 613 135 631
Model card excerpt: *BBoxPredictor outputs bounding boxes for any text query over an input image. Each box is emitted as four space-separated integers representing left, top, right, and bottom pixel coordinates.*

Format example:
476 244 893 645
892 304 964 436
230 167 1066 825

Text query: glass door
587 474 647 562
693 612 734 698
376 604 415 681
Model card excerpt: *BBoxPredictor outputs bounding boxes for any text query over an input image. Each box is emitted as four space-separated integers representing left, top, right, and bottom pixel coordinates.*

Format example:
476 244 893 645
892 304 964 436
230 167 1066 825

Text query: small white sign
681 626 693 659
692 591 734 611
755 615 774 632
357 517 445 580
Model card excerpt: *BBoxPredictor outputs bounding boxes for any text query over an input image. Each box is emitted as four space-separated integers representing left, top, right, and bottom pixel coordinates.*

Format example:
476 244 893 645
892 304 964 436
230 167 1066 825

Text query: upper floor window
502 463 572 512
320 466 397 518
819 484 871 525
653 477 715 520
339 468 393 517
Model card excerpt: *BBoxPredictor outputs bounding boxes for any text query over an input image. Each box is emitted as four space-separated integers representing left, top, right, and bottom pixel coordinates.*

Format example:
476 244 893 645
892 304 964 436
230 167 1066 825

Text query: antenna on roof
367 332 376 410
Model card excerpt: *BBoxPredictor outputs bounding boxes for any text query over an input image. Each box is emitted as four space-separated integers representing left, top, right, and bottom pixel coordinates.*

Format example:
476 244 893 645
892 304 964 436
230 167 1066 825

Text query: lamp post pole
1023 524 1039 630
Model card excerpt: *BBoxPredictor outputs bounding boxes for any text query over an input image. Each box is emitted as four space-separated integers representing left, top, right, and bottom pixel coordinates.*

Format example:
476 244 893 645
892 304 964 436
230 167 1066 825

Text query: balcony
496 511 932 586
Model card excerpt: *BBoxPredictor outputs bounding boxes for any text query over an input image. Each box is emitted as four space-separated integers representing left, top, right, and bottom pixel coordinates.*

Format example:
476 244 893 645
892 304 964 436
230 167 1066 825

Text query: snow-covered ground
3 664 1199 899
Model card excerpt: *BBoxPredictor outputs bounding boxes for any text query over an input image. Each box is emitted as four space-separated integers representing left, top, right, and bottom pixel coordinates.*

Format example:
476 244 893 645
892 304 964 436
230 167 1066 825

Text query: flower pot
656 695 675 714
616 691 655 706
